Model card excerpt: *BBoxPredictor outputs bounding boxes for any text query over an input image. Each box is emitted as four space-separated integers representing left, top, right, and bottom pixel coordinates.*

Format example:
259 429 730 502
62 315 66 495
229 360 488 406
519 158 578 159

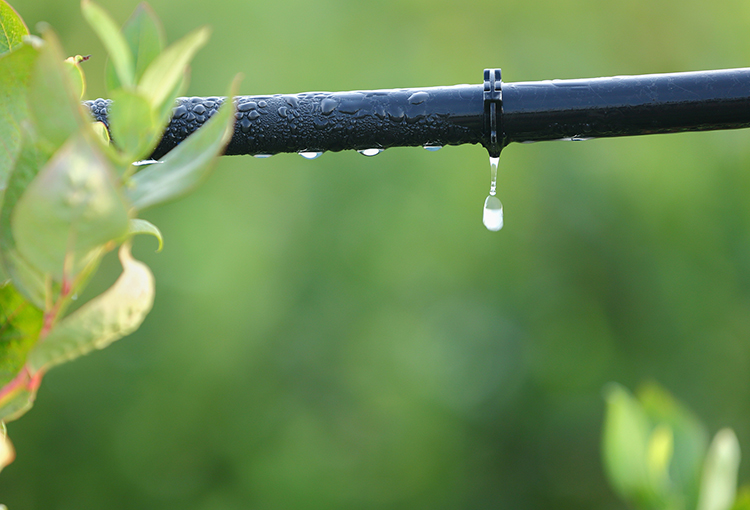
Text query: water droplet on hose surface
133 159 162 166
254 154 273 159
408 91 429 104
358 148 382 157
321 97 338 115
423 145 443 151
299 151 323 159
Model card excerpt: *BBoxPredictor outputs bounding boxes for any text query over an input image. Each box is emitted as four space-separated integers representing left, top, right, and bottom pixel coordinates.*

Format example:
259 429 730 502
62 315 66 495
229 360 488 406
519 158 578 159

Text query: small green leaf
0 42 39 211
0 366 39 421
646 424 674 488
127 76 239 210
126 218 163 251
0 250 45 310
81 0 134 89
153 68 187 128
11 133 129 281
138 26 209 109
0 282 43 388
639 383 709 510
64 54 88 99
91 120 110 144
0 0 28 54
105 2 164 91
0 133 47 308
602 383 652 506
697 429 741 510
108 88 159 161
27 243 154 372
27 27 86 154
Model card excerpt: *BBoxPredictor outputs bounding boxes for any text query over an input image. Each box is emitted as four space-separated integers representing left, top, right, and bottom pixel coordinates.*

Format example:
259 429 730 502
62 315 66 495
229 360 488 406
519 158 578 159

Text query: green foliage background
3 0 750 508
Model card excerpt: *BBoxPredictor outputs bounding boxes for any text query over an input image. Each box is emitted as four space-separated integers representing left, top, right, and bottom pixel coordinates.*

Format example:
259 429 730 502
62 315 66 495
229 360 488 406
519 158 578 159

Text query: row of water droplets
253 146 510 232
253 145 443 160
241 89 504 231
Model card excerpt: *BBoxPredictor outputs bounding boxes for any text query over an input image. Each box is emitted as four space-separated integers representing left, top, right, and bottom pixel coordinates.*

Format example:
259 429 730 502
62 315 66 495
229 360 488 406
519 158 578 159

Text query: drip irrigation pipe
84 67 750 160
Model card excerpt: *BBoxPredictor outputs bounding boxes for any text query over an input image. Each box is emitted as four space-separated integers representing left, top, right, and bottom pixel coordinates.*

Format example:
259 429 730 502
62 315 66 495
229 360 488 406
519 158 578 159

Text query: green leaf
108 88 159 161
0 0 28 55
27 27 86 155
91 120 110 144
81 0 134 89
11 133 129 281
27 243 154 372
0 133 47 308
64 54 88 99
0 282 43 388
126 218 163 251
697 429 741 510
639 383 709 510
0 366 39 421
105 2 164 92
602 383 653 507
0 42 39 212
138 26 209 109
127 76 239 210
153 68 187 129
646 424 674 489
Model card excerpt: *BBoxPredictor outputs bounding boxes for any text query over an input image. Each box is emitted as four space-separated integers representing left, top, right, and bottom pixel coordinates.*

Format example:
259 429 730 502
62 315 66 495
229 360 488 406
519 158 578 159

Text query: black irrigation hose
84 67 750 160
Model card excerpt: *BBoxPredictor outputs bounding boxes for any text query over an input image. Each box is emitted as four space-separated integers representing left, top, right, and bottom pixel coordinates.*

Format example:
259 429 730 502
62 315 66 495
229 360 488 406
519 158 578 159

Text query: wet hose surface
502 68 750 143
86 85 486 160
84 67 750 159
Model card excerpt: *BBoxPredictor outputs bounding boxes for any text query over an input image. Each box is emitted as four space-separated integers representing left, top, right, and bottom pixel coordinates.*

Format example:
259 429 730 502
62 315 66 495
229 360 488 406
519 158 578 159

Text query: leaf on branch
81 0 134 89
0 282 43 388
602 383 653 505
27 26 88 155
64 54 88 99
125 218 163 252
27 243 154 373
0 367 40 422
697 428 741 510
0 134 47 308
137 25 209 110
0 42 39 213
639 383 709 510
11 133 129 281
0 0 28 55
108 88 159 162
106 2 164 92
127 75 240 210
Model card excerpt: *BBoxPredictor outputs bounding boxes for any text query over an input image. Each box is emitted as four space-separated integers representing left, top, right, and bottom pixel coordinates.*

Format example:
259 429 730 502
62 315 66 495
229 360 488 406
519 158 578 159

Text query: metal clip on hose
483 68 503 157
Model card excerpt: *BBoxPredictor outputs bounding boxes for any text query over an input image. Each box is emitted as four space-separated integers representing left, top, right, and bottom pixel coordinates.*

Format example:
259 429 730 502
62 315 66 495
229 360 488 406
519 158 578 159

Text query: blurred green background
3 0 750 508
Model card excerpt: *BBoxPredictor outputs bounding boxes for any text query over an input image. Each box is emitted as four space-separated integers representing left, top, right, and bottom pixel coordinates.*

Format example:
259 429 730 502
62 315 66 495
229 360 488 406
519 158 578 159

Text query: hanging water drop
423 145 443 151
358 148 382 157
299 151 323 159
483 156 503 231
483 195 503 231
254 154 273 159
